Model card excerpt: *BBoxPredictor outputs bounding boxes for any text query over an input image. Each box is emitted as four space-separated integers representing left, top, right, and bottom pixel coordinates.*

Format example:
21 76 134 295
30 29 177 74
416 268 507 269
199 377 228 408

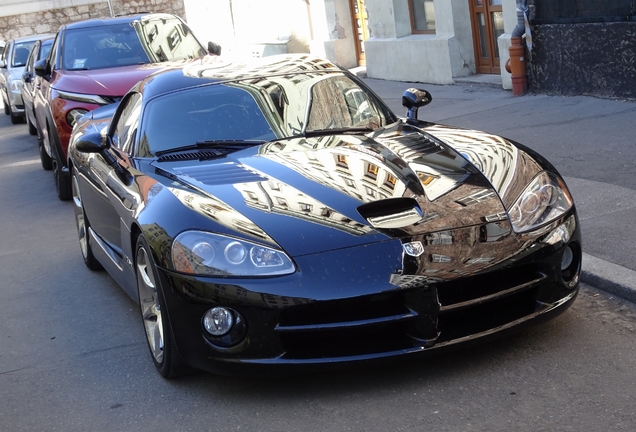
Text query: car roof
8 33 55 44
63 12 179 30
134 54 348 101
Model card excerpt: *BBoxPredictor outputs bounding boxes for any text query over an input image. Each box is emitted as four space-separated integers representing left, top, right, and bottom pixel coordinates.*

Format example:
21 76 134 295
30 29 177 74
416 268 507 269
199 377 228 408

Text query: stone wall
0 0 186 41
528 22 636 99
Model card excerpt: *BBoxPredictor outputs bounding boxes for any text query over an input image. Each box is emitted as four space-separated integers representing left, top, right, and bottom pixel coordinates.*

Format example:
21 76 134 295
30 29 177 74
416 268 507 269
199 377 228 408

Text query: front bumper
156 215 582 376
8 87 24 113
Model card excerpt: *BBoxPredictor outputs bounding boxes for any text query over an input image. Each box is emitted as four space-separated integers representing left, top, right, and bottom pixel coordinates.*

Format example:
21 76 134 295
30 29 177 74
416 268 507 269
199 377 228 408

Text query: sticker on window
73 58 88 69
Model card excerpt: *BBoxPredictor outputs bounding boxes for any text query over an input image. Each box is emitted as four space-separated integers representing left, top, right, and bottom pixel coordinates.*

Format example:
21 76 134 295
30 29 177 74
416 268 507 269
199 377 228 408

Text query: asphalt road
1 89 636 431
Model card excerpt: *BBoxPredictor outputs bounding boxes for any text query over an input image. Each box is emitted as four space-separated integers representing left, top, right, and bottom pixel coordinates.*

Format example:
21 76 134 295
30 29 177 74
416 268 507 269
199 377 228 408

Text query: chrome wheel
71 170 101 270
72 174 88 259
137 245 164 364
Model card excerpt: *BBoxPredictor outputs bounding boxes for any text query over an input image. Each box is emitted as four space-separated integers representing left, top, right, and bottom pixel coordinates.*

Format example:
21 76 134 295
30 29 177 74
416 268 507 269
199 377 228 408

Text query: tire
136 235 189 378
38 133 53 170
71 170 102 271
39 123 53 170
9 104 23 124
26 113 37 135
2 92 8 115
52 149 72 201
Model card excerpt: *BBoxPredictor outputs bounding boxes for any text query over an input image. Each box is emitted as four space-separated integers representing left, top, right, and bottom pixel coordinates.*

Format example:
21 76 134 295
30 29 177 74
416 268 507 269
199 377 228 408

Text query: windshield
139 73 396 157
140 85 276 156
62 18 206 70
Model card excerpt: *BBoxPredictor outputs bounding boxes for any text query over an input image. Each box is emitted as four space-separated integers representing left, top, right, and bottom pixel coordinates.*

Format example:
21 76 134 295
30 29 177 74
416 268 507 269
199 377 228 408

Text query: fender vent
175 162 267 186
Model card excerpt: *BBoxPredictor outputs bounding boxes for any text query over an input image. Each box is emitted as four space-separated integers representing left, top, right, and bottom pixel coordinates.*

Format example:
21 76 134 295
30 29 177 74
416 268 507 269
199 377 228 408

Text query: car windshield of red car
62 20 205 70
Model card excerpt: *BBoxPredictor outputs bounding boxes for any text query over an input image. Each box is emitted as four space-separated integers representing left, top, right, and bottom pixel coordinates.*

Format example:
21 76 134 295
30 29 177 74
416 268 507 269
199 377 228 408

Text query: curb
581 253 636 303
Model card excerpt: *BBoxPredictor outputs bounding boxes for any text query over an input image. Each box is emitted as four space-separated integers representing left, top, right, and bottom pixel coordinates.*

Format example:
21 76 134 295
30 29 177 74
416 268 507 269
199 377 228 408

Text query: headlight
172 231 296 276
57 89 110 105
10 79 23 92
508 171 573 233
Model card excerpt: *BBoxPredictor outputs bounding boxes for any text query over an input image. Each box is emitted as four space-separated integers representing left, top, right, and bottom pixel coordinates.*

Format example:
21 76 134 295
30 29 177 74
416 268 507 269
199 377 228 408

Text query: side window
2 41 12 65
111 92 142 153
49 33 60 70
25 42 38 71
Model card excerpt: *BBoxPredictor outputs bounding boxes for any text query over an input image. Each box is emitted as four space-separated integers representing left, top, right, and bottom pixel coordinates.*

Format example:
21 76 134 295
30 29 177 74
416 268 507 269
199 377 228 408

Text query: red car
34 12 219 200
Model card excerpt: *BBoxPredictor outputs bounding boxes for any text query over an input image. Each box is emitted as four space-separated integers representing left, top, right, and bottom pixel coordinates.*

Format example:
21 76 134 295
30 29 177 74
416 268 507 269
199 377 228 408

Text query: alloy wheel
71 174 88 259
137 246 164 364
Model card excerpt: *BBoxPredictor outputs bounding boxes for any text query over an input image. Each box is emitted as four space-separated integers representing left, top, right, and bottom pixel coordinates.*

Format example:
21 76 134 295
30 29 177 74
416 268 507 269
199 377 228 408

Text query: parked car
33 13 219 200
22 36 55 147
68 54 582 378
0 34 53 124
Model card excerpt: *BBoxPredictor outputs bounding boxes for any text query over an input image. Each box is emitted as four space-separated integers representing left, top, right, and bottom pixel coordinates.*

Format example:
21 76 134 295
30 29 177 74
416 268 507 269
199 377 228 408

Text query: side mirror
75 132 109 154
22 70 32 83
402 88 432 120
207 41 222 56
75 132 120 168
34 58 50 78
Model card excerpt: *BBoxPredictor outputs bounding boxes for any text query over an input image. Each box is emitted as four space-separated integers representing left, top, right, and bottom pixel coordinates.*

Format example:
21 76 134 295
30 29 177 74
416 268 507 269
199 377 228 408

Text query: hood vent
157 150 225 162
174 162 267 186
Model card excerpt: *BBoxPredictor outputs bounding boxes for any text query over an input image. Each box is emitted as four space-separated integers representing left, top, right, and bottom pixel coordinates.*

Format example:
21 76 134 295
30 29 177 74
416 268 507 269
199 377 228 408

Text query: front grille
100 95 122 105
277 292 422 359
436 286 540 343
437 264 545 311
274 264 551 361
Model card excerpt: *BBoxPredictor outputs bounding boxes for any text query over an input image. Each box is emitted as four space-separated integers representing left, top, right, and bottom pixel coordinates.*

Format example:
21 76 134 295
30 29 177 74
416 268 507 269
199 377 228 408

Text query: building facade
3 0 633 98
183 0 521 90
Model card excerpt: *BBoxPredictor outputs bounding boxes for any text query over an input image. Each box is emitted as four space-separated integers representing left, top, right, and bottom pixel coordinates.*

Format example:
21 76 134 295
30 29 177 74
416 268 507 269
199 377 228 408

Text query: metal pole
107 0 114 17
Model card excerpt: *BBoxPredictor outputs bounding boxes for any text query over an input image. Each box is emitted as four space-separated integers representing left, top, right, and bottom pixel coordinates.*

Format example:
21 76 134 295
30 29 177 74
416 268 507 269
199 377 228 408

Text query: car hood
153 122 544 265
52 63 169 96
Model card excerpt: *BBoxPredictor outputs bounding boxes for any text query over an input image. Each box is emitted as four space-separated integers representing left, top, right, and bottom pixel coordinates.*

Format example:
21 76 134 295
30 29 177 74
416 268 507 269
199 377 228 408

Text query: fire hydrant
506 37 527 96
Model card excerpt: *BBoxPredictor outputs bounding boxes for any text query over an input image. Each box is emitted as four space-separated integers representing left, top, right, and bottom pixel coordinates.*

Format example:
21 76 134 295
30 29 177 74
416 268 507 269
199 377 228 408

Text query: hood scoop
357 198 424 229
172 162 267 187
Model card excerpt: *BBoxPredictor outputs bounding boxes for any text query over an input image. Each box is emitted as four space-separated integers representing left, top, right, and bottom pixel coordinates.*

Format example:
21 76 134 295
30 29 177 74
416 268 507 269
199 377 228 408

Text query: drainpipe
506 0 528 96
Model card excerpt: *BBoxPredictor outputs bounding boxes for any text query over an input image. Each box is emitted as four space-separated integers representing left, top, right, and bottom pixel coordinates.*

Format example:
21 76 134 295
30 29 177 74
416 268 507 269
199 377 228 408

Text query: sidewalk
356 68 636 303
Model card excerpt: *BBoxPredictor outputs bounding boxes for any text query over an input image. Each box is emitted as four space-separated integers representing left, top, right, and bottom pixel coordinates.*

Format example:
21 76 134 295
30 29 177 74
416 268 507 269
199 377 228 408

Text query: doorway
349 0 369 65
469 0 504 74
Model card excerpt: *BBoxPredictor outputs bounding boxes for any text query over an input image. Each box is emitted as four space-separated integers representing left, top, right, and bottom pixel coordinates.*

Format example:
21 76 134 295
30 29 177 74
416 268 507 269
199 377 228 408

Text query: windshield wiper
154 140 265 156
270 127 375 142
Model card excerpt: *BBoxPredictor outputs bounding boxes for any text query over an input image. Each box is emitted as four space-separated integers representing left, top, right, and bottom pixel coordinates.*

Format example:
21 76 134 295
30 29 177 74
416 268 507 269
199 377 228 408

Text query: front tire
136 235 189 378
71 170 102 270
38 132 53 170
36 125 53 171
51 140 72 200
9 104 22 124
26 112 37 135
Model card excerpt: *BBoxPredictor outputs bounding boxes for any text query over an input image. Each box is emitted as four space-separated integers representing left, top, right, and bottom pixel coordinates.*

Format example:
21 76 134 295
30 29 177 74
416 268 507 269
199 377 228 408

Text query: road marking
0 159 40 168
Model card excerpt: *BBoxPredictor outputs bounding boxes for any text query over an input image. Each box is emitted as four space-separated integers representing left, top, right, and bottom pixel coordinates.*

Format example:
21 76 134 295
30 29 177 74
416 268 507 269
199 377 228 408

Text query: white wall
365 0 475 84
183 0 357 67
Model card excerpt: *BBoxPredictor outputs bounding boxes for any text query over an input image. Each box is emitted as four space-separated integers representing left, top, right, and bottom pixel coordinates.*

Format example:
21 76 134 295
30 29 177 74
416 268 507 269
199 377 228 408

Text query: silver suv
0 34 52 124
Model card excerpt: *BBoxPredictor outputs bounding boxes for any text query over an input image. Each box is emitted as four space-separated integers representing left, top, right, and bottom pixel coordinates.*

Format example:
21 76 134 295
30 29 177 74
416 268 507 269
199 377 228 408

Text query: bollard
508 37 527 96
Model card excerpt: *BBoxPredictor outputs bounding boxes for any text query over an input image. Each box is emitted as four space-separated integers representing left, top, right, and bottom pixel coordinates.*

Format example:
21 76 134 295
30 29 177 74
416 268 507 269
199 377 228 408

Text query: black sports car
68 54 581 378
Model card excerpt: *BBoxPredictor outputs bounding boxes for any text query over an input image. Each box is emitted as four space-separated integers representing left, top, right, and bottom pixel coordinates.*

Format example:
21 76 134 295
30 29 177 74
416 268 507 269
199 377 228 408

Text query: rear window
12 42 35 67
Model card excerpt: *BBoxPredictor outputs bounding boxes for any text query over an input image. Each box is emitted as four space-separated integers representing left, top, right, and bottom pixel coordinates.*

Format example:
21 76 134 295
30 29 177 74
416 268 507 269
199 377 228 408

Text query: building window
410 0 436 33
